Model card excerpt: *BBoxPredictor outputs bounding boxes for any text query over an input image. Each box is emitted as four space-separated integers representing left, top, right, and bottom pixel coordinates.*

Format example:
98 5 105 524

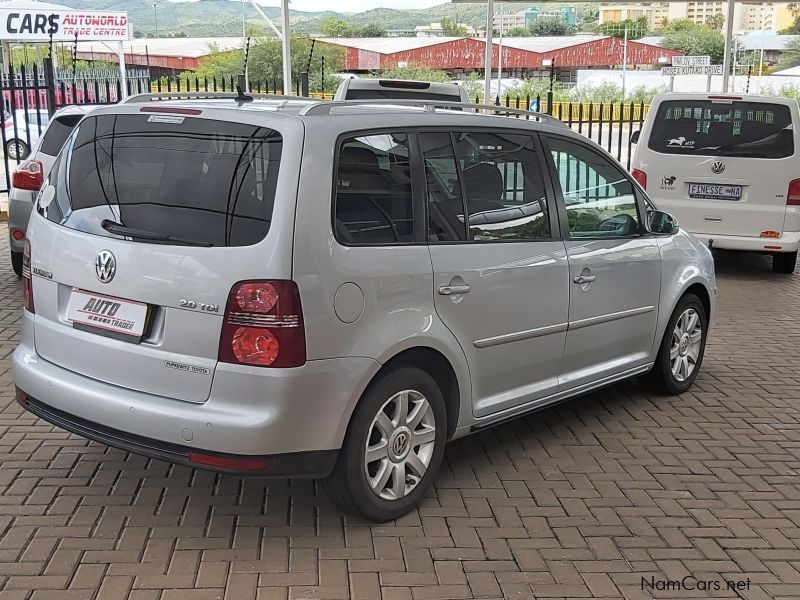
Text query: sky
168 0 447 13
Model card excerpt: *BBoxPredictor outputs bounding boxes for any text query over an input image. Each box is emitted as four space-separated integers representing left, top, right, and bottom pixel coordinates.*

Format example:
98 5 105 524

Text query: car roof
90 95 572 138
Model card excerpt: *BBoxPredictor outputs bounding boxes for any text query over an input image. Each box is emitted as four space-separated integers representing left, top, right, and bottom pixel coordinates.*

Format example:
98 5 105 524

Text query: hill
53 0 540 37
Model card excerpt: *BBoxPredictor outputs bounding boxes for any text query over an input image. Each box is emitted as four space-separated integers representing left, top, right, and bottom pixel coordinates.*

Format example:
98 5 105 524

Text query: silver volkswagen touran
13 95 716 521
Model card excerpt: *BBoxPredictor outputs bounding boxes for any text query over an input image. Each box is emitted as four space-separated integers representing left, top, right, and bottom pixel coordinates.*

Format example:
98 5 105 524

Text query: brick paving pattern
1 230 799 599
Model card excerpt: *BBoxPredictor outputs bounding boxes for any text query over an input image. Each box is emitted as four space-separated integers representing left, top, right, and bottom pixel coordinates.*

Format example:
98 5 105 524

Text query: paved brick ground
1 233 799 600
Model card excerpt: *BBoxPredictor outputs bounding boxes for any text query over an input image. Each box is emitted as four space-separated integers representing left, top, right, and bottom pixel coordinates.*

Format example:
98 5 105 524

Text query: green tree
357 24 387 37
505 27 530 37
528 17 574 36
666 30 724 63
662 25 725 63
778 37 800 69
705 13 725 31
320 17 355 38
369 65 451 82
595 17 648 39
440 17 468 37
195 37 344 93
661 18 701 32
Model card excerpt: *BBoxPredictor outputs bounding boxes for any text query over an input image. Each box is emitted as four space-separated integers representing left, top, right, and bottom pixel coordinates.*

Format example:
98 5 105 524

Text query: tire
645 293 708 395
6 139 28 161
10 250 22 278
320 367 447 522
773 251 797 274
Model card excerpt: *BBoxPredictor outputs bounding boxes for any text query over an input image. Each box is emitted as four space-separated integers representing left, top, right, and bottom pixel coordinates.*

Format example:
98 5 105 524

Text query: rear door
29 109 294 403
423 130 569 418
639 97 797 237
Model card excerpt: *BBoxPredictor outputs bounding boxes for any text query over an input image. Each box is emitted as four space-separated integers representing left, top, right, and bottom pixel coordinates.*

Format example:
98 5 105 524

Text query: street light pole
153 2 158 38
621 26 628 101
483 0 494 103
721 0 736 92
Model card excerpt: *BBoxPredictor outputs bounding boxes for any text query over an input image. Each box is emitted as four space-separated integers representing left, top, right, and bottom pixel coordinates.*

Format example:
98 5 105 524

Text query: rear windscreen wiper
101 219 213 247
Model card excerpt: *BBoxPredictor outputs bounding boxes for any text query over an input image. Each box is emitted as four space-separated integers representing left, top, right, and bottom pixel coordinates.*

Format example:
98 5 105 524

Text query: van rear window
345 89 460 102
38 113 282 247
648 100 794 159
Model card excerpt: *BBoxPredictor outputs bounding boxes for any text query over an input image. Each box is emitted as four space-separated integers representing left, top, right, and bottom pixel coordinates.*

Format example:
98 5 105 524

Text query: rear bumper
692 231 800 253
17 389 337 477
12 313 379 464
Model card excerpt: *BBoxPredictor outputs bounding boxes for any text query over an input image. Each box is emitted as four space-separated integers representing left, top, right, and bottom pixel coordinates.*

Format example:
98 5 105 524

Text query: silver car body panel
14 99 716 460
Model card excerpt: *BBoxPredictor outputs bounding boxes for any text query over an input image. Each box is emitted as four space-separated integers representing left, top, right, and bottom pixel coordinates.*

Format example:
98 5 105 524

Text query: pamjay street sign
0 8 130 41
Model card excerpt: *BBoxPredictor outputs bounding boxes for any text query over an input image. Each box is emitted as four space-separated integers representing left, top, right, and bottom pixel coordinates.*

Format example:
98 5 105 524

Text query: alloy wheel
670 308 703 382
364 389 436 501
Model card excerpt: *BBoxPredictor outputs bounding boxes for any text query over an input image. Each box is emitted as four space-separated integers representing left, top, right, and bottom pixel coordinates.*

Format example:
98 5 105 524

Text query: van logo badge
95 250 116 284
711 161 726 174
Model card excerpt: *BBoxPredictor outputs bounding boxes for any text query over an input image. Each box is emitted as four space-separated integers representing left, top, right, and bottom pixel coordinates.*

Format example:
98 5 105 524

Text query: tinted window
39 114 282 247
39 115 82 156
548 136 640 238
335 133 414 244
648 100 794 159
422 132 467 242
453 131 550 241
345 89 460 102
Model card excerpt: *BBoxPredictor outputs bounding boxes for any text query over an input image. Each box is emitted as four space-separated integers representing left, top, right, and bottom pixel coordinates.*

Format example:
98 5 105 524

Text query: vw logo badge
711 161 726 174
95 250 116 284
392 432 409 457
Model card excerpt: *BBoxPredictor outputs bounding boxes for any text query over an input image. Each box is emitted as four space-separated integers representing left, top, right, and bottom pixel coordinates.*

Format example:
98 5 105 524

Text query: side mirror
630 129 640 144
646 210 679 235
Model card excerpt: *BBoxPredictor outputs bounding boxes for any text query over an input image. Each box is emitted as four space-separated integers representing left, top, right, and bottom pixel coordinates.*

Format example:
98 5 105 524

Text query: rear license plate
67 289 148 339
687 183 743 200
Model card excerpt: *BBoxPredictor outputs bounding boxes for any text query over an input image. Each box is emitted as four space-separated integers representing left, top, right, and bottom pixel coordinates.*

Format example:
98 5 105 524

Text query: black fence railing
0 69 650 194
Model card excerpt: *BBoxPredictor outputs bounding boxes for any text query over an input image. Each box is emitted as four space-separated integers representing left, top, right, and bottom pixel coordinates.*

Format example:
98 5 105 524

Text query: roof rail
121 92 313 104
299 99 567 127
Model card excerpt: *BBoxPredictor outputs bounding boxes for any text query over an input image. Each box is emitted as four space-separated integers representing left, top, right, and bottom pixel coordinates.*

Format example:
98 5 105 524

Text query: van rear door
29 109 293 403
640 97 796 237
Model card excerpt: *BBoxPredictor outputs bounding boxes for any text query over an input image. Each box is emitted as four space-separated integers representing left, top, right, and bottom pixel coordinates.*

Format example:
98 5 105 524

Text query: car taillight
12 160 43 191
632 169 647 190
788 179 800 206
218 280 305 368
22 238 33 313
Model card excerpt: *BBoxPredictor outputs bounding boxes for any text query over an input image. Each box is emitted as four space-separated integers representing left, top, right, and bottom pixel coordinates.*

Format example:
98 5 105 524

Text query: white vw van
632 93 800 273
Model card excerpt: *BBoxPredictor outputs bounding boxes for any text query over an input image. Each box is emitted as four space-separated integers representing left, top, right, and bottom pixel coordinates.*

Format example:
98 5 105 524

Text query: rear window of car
648 100 794 159
38 113 282 247
345 89 461 102
39 114 83 156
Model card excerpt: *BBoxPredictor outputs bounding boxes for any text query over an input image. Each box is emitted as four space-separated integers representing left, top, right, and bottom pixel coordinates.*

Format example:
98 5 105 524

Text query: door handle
573 275 596 285
438 284 472 296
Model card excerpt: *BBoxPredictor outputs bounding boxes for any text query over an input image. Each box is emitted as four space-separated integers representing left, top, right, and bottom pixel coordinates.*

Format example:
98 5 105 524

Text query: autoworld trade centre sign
0 8 130 41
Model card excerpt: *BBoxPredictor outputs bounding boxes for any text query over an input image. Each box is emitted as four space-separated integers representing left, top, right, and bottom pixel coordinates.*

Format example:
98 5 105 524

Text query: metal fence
0 71 651 194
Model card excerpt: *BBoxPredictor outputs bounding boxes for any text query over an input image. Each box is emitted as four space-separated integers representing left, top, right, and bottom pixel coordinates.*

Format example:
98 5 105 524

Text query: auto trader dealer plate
67 289 148 338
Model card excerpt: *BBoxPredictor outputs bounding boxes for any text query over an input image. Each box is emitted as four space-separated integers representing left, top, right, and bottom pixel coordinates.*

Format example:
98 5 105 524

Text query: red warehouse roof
499 36 683 68
318 35 683 72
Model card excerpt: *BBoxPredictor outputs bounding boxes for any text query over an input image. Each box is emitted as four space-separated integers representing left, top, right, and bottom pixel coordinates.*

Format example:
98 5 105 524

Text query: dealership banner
0 9 130 41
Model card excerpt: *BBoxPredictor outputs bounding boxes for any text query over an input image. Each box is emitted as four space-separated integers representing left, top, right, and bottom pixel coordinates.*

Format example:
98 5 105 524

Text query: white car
8 106 95 276
631 93 800 273
335 78 470 103
3 109 50 160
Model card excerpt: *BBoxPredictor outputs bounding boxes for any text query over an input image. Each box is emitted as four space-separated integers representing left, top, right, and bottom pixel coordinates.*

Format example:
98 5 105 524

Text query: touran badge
95 250 116 284
711 161 726 174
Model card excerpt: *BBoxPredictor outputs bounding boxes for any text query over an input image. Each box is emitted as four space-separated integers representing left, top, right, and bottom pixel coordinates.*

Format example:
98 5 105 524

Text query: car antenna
235 85 253 105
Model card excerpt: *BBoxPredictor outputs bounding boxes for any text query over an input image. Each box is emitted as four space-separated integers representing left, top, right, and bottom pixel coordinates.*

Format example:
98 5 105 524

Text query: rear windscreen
38 113 282 247
648 100 794 159
39 114 83 156
345 89 460 102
